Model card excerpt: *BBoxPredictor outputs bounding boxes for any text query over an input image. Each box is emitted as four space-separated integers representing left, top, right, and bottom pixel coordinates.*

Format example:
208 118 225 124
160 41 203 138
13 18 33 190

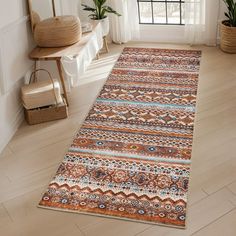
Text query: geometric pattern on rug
39 47 202 228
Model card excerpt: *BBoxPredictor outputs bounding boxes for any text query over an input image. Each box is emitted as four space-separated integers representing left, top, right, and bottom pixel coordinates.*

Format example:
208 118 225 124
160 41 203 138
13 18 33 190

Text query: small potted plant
82 0 121 37
220 0 236 53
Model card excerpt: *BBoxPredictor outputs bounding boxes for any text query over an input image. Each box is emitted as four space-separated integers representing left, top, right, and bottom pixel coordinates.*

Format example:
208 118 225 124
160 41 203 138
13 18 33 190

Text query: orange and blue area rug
39 47 201 228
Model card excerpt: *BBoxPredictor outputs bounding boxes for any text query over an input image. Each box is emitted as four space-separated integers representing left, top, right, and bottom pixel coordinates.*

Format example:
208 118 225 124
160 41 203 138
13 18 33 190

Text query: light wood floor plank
0 204 12 228
136 188 236 236
228 181 236 206
0 146 13 158
228 181 236 195
82 219 150 236
0 138 72 182
192 209 236 236
0 165 58 203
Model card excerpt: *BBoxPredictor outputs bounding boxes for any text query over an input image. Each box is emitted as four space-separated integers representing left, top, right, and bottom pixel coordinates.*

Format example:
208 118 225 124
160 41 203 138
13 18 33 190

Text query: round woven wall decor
34 16 82 48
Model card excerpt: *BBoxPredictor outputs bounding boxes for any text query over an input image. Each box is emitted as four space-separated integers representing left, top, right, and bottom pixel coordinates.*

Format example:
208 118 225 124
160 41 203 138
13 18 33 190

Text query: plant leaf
88 14 98 19
103 6 121 16
223 0 236 26
100 8 106 19
81 4 96 12
83 0 121 19
233 3 236 26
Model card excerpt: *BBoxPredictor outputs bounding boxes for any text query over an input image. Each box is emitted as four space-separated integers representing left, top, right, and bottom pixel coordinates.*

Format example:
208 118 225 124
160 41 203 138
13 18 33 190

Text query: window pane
181 3 185 24
167 3 180 24
153 2 166 24
139 2 152 23
137 0 185 25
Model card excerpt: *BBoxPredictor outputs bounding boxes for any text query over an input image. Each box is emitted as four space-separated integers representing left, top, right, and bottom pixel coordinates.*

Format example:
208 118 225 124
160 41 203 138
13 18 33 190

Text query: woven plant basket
220 21 236 54
34 16 82 48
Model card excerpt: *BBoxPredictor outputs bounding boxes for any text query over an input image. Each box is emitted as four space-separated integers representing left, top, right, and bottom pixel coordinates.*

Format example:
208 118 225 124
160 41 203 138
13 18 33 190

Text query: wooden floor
1 43 236 236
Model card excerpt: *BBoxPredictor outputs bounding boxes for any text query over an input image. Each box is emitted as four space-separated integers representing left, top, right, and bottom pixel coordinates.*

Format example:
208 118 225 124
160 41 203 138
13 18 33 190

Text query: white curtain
108 0 140 43
185 0 220 46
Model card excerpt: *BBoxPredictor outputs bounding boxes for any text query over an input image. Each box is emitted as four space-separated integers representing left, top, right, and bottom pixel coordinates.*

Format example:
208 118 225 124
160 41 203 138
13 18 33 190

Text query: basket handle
29 69 59 107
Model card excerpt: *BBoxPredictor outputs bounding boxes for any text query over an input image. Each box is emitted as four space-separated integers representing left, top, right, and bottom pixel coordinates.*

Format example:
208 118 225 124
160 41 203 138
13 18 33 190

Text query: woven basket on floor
25 100 68 125
23 69 68 125
34 16 82 48
220 21 236 54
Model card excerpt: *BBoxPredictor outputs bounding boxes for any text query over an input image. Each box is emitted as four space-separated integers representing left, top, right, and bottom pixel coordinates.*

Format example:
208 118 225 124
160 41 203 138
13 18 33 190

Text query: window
137 0 185 25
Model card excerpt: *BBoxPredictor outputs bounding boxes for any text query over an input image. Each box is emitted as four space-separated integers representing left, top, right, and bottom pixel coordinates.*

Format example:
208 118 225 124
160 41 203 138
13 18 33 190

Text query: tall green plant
82 0 121 20
223 0 236 26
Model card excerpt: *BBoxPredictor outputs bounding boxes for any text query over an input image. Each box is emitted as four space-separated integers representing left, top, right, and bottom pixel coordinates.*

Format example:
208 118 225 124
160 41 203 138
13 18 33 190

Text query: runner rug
39 47 201 228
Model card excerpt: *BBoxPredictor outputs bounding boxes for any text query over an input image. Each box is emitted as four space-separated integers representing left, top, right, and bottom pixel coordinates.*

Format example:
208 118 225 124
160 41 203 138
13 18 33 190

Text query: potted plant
82 0 121 37
220 0 236 53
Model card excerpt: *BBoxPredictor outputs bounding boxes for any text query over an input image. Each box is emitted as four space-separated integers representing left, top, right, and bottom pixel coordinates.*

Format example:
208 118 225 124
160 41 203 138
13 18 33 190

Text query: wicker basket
23 69 68 125
34 16 82 48
220 21 236 54
21 70 63 109
25 100 68 125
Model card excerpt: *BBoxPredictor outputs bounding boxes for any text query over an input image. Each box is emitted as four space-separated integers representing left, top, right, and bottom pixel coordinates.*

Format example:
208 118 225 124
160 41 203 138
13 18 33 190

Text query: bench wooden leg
56 59 69 106
30 61 38 83
103 36 109 53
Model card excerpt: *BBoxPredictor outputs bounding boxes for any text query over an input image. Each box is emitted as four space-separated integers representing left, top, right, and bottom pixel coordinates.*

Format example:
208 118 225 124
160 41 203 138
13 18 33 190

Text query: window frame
137 0 185 26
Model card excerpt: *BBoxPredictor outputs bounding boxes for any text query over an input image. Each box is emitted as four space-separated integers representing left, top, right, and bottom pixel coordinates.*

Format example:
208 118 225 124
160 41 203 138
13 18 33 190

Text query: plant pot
92 17 109 37
220 21 236 54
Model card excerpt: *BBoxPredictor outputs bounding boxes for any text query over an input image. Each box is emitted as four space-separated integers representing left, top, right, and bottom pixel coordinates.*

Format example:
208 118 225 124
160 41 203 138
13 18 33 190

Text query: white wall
31 0 54 20
0 0 35 153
